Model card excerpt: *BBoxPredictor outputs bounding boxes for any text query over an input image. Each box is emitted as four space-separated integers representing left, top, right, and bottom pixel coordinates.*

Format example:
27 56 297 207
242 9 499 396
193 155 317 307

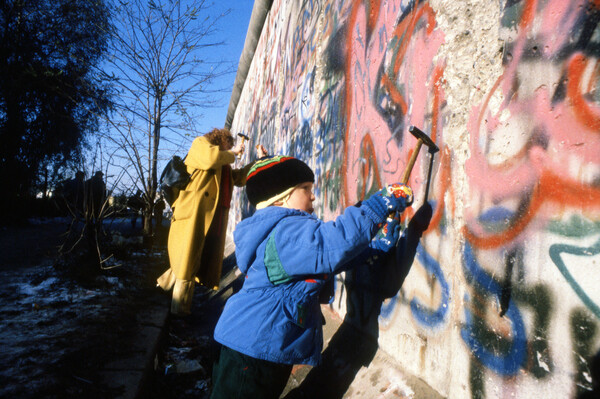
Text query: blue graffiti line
479 206 513 223
549 238 600 319
299 71 313 123
478 206 514 233
379 292 399 322
409 244 450 328
461 242 527 376
378 22 388 53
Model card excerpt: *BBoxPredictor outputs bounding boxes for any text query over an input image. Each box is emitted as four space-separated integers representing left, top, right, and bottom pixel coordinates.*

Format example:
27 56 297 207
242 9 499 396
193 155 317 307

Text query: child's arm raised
269 184 411 277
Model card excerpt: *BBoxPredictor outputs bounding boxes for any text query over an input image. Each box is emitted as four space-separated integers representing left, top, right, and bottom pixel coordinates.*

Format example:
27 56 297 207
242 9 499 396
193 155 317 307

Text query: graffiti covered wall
229 0 600 397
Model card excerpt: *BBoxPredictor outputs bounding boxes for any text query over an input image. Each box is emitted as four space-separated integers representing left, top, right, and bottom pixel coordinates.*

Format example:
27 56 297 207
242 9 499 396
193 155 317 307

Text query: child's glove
386 183 414 206
363 183 413 216
339 217 402 270
371 217 401 253
362 217 401 266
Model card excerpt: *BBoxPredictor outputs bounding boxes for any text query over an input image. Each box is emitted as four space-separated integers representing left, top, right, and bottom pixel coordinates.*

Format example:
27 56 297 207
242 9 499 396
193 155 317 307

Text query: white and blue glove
363 183 413 217
363 216 401 265
371 217 401 252
341 217 401 269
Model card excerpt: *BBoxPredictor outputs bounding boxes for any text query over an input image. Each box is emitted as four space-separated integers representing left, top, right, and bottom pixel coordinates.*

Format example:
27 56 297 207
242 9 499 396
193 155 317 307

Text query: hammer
388 125 439 218
401 126 439 184
237 133 250 157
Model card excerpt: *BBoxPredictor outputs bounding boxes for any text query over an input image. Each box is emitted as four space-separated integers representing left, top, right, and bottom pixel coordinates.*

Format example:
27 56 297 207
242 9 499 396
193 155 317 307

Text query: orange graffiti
342 1 362 207
343 1 445 211
378 4 438 138
391 4 436 77
473 75 532 172
519 0 538 29
381 73 409 115
464 170 600 249
367 0 381 37
567 53 600 132
360 133 383 199
431 64 444 143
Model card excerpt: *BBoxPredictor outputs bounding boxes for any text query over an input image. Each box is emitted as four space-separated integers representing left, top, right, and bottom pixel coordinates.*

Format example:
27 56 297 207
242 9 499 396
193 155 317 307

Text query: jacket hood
233 207 308 274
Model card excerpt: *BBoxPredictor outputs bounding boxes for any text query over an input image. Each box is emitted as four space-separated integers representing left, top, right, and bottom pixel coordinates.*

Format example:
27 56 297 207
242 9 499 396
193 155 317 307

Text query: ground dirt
0 218 171 398
0 217 240 399
147 259 237 399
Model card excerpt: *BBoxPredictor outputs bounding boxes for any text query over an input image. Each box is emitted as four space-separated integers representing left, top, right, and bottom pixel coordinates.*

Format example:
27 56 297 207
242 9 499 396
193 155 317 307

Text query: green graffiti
469 356 485 399
356 139 382 201
468 291 515 355
513 284 554 379
570 308 597 396
549 239 600 319
317 147 343 214
467 291 488 399
546 215 600 238
467 276 555 396
501 1 525 30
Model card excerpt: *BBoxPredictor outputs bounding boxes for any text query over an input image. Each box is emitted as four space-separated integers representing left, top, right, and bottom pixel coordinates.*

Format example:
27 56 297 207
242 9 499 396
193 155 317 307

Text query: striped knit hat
246 155 314 207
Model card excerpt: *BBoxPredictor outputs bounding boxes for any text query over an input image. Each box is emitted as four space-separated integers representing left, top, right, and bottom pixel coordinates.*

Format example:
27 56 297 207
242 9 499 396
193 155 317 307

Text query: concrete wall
228 1 600 397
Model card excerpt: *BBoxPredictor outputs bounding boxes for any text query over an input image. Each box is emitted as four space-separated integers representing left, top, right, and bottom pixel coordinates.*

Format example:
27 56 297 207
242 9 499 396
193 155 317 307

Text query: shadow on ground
148 254 242 399
0 218 170 398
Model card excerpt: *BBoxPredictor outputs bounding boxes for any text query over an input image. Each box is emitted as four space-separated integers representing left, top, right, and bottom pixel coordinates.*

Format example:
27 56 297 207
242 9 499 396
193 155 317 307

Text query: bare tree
56 142 130 271
101 0 233 238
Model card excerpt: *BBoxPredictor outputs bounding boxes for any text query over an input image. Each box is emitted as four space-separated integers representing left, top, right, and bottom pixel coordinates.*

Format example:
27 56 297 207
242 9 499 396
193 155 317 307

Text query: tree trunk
85 220 101 270
143 210 153 237
142 203 155 248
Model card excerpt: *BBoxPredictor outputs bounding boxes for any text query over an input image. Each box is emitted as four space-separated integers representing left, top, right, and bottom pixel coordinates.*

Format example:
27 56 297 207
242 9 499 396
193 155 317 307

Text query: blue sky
96 1 256 192
196 1 255 134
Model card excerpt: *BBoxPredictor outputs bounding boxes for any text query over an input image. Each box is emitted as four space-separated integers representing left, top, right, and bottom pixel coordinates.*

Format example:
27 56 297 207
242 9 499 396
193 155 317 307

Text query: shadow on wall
284 202 433 399
578 349 600 399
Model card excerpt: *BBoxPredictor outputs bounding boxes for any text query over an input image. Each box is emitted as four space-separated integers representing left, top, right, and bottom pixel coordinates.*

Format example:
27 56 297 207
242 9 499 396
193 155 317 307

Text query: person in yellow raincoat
157 128 267 315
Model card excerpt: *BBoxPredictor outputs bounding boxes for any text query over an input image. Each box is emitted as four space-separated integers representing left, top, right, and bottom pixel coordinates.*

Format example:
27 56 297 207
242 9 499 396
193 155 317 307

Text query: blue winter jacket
213 202 387 366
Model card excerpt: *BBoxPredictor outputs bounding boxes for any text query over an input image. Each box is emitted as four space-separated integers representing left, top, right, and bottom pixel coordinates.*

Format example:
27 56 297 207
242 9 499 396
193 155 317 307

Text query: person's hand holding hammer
256 144 268 158
232 133 252 158
231 140 245 157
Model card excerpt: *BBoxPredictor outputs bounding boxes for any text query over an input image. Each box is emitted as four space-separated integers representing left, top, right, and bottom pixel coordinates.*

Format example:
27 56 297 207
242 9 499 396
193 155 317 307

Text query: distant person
154 194 166 228
127 190 144 229
210 155 412 399
84 171 106 223
157 128 267 316
62 170 85 216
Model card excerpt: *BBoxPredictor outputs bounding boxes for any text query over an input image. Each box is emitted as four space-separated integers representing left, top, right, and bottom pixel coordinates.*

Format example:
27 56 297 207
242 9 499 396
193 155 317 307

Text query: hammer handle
400 139 423 184
236 137 247 159
386 138 423 220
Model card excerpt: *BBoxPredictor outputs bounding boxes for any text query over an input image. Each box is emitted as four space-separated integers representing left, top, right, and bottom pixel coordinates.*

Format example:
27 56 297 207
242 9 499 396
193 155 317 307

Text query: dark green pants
210 345 293 399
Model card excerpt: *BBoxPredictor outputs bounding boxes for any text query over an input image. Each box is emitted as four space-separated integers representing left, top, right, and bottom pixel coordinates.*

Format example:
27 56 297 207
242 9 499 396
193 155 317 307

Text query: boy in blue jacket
211 155 412 399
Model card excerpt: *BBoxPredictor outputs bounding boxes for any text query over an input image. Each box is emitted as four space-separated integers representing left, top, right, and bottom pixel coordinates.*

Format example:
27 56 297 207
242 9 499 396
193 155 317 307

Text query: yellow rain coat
157 136 253 315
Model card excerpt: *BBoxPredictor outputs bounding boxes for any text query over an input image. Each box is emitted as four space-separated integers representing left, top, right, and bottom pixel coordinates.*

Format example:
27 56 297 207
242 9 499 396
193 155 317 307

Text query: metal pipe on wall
224 0 273 130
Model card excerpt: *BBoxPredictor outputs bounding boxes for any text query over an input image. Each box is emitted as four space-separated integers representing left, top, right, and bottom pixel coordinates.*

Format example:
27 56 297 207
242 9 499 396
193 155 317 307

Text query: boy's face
284 182 315 213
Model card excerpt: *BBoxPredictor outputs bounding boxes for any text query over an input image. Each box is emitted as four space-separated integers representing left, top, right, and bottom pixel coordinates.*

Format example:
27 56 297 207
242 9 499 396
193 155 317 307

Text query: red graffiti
342 1 445 208
465 170 600 249
465 0 600 250
567 53 600 132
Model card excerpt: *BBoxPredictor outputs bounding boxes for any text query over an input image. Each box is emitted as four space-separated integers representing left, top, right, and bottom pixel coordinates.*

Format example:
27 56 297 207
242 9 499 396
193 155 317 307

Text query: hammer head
409 126 439 153
237 133 250 141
